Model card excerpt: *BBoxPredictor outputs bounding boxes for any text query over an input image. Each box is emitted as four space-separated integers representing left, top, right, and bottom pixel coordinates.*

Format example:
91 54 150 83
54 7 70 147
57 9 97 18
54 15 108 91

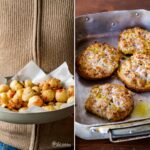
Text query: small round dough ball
16 89 23 98
24 80 33 87
7 90 15 99
42 89 55 102
10 80 23 91
7 99 22 110
42 105 56 111
54 102 64 110
12 94 20 104
19 107 28 112
12 89 23 104
32 86 41 93
7 101 16 110
0 92 9 107
22 87 36 102
48 78 62 89
55 89 68 103
67 96 74 104
39 82 49 90
28 95 43 108
67 85 74 97
0 84 10 93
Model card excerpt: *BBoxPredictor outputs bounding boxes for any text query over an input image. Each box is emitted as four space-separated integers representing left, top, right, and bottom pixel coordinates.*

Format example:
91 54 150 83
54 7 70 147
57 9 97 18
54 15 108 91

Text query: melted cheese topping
91 84 132 111
119 27 150 54
120 54 150 87
78 43 120 77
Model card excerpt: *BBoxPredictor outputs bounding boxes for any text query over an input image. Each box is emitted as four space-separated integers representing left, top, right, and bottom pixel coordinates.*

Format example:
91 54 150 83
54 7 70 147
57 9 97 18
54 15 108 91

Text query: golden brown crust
85 84 134 121
76 42 121 80
117 53 150 92
118 27 150 55
0 78 74 112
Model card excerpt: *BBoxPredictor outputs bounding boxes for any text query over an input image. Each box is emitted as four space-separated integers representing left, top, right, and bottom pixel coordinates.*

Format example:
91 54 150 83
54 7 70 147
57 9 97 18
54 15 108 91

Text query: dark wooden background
76 0 150 16
76 0 150 150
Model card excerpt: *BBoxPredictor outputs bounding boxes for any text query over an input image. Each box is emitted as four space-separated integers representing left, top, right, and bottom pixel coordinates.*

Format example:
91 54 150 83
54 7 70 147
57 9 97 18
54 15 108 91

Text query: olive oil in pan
131 101 150 118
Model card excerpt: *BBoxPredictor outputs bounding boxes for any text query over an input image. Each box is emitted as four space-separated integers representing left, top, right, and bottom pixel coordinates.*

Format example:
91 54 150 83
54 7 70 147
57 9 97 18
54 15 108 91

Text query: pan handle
108 123 150 143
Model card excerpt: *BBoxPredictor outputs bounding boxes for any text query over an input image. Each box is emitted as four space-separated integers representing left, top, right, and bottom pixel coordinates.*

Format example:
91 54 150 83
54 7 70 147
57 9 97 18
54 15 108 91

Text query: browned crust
117 53 150 92
117 69 150 92
85 84 134 121
76 42 121 80
85 98 133 121
118 30 133 55
118 27 150 55
76 60 115 80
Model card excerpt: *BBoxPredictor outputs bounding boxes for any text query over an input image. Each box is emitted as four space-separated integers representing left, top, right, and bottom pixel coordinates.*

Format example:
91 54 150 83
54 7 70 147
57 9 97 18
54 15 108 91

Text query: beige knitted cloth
0 0 74 149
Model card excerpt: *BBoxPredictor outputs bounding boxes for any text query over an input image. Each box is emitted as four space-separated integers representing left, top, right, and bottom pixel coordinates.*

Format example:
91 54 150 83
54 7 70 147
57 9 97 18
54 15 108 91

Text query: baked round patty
118 27 150 54
118 53 150 92
76 42 121 80
85 84 133 121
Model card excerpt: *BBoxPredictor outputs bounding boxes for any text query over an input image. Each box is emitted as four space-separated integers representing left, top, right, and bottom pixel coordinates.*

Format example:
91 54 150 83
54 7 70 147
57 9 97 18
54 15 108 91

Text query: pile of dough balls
0 78 74 112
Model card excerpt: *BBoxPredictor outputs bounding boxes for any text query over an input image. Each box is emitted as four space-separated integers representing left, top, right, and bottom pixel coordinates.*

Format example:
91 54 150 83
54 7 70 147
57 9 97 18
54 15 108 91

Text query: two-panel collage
0 0 150 150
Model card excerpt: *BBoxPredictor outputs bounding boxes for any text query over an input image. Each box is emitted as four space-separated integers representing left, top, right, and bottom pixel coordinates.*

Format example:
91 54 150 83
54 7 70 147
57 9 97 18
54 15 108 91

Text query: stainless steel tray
75 9 150 142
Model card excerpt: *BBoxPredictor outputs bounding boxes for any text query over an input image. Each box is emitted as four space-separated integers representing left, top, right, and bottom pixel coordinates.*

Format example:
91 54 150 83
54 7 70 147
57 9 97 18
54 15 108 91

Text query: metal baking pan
75 9 150 142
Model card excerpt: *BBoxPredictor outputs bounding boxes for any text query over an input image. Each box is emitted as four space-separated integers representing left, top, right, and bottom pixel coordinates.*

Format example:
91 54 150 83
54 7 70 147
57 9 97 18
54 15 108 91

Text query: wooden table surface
75 0 150 150
76 0 150 16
